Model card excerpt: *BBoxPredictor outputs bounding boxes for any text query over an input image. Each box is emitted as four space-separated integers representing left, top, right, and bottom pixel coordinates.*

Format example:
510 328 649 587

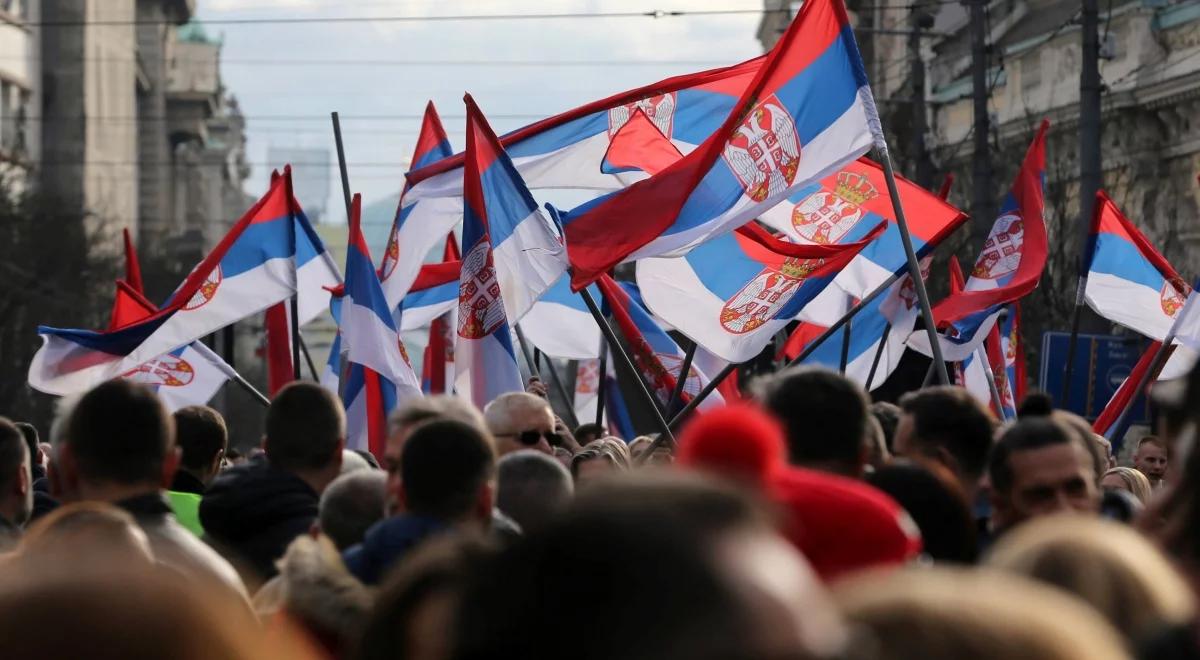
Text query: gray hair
496 449 573 533
483 392 552 436
319 470 387 551
387 395 486 438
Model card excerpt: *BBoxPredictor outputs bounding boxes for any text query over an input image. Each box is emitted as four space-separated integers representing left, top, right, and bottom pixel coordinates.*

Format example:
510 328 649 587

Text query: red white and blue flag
596 275 722 410
340 193 421 455
454 97 526 408
560 0 884 286
379 102 460 315
909 120 1049 362
29 168 337 394
519 277 604 360
422 235 460 394
397 260 461 331
637 221 885 363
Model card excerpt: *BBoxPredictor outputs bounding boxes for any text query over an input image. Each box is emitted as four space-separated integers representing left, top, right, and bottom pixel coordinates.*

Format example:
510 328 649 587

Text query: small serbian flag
397 260 461 331
454 97 525 408
637 221 885 363
1085 191 1190 342
379 101 459 315
1092 341 1167 439
520 276 604 360
909 120 1049 362
596 276 722 410
560 0 884 287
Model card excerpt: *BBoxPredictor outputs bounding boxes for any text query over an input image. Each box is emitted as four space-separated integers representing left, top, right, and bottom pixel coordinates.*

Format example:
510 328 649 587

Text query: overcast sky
197 0 765 229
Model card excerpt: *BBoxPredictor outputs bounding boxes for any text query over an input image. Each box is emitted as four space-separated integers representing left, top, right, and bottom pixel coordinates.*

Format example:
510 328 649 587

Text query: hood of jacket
342 515 447 586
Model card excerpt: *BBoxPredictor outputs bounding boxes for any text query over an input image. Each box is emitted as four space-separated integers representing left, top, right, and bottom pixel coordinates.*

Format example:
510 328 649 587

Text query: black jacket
199 459 319 580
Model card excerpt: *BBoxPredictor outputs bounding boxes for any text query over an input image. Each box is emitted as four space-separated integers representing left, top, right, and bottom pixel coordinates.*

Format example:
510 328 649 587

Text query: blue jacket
342 515 447 585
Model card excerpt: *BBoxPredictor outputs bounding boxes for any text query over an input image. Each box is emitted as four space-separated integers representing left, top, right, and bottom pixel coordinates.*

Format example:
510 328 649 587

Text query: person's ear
332 439 345 472
475 483 494 526
15 461 29 497
50 444 78 502
161 446 181 489
210 448 225 477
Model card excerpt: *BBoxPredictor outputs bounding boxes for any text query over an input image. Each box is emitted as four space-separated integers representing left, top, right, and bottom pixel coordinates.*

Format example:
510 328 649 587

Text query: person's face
383 425 414 514
573 457 615 488
494 406 555 456
1100 473 1130 493
1000 442 1099 525
891 413 917 459
1134 443 1168 484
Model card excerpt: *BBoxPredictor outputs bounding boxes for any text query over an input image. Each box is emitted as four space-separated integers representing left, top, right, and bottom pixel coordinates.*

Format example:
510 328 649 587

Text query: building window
0 0 27 21
0 81 31 158
1022 52 1042 93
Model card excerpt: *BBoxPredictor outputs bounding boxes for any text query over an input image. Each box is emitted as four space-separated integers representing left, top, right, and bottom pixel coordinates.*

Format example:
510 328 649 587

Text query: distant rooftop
177 21 221 45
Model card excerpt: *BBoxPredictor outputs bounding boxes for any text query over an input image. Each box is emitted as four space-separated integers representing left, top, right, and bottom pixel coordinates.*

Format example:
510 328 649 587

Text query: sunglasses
510 429 562 447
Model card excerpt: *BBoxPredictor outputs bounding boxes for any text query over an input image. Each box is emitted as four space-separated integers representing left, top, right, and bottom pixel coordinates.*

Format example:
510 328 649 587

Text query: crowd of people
1 360 1199 660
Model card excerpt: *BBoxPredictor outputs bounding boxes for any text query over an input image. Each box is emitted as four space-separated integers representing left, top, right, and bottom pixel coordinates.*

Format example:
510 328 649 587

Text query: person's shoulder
147 515 248 595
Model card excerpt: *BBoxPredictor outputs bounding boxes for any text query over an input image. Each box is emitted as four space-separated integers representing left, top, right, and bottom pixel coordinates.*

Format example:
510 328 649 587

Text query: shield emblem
971 212 1024 280
576 360 599 396
719 258 819 334
456 241 505 340
791 171 878 244
123 355 195 387
379 226 401 281
1161 279 1190 318
722 95 802 203
183 265 222 311
608 93 677 139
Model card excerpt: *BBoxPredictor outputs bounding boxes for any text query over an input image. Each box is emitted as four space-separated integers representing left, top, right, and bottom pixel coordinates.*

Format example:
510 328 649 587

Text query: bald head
484 392 555 456
497 450 573 533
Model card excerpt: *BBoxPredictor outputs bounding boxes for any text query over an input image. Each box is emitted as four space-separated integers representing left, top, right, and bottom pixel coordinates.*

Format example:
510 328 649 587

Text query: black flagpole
595 340 608 427
838 317 853 374
665 338 698 415
864 322 893 390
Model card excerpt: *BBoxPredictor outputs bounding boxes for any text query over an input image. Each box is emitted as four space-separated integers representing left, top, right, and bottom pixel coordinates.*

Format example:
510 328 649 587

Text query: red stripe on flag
364 366 386 461
264 302 293 396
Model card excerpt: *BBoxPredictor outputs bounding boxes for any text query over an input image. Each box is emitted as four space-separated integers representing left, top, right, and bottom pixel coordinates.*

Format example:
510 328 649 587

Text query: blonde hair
835 567 1130 660
986 514 1194 645
1103 467 1153 504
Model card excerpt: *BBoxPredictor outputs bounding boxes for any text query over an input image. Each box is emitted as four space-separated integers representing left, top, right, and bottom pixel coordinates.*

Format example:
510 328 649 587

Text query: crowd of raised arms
1 361 1199 660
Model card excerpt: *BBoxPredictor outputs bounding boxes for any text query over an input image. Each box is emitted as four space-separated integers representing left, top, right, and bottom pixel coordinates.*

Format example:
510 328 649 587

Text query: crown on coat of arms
780 257 820 279
833 171 878 206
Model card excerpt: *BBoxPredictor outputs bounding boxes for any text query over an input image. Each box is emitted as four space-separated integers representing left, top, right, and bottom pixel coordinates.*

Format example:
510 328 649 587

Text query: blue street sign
1039 332 1150 423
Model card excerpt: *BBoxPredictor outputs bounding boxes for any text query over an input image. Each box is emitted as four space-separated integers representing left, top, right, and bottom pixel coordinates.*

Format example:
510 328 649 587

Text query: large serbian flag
397 260 460 331
454 98 525 408
596 275 722 411
379 102 459 314
638 221 885 363
519 277 603 360
792 257 931 390
560 0 883 287
1084 191 1191 342
909 120 1049 362
29 168 336 394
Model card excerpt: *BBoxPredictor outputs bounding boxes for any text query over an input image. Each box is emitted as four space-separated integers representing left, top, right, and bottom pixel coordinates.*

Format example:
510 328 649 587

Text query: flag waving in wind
560 0 883 288
380 102 460 314
454 97 525 408
909 120 1049 362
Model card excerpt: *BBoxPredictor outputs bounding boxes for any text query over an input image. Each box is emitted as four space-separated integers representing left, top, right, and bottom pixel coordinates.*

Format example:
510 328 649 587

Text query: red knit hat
675 403 786 484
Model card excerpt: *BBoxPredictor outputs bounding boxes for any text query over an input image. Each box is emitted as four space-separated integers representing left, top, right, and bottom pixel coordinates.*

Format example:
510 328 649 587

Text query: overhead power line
0 56 733 67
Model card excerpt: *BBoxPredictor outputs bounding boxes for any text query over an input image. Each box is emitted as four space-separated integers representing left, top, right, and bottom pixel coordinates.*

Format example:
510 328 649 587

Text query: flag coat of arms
794 256 931 390
596 276 722 410
908 120 1049 362
559 0 884 287
1085 191 1191 342
379 102 460 314
454 97 526 408
637 221 885 363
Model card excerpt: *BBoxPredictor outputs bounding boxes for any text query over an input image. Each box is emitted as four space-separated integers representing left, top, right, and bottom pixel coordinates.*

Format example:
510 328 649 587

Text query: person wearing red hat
676 403 922 582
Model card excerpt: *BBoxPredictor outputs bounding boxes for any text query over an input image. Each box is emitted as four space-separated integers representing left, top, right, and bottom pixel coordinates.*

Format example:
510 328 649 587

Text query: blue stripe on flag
1090 234 1167 292
219 215 294 278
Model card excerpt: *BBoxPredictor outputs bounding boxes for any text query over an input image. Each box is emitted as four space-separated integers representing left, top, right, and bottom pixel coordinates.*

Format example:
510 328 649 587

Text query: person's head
988 418 1100 532
496 450 573 534
172 406 228 485
18 502 153 568
676 403 786 486
1101 467 1153 505
265 382 346 493
570 441 629 489
834 568 1131 660
987 515 1195 648
452 473 848 660
400 420 496 524
0 418 31 527
319 470 388 551
383 395 487 514
55 380 177 502
755 366 871 477
867 461 977 563
1050 410 1109 483
895 386 996 498
572 423 605 447
870 402 901 453
14 422 42 469
1134 436 1169 486
483 392 556 456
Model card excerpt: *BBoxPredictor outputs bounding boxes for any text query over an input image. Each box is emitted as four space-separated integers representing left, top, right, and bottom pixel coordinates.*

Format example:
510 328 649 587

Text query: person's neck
179 467 209 486
78 481 161 504
288 467 333 496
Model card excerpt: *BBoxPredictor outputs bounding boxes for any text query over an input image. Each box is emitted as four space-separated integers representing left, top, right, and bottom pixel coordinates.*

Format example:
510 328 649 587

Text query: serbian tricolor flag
380 102 460 315
596 275 722 411
637 221 885 363
960 310 1018 420
422 235 460 394
1000 304 1027 403
909 120 1049 362
1092 341 1167 439
559 0 883 287
29 168 337 394
1084 191 1191 342
397 260 461 331
793 256 930 390
519 277 604 360
340 194 421 455
454 98 525 408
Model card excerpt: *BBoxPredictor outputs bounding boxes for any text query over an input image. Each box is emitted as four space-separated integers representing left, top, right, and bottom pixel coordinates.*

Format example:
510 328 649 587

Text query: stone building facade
0 0 38 187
